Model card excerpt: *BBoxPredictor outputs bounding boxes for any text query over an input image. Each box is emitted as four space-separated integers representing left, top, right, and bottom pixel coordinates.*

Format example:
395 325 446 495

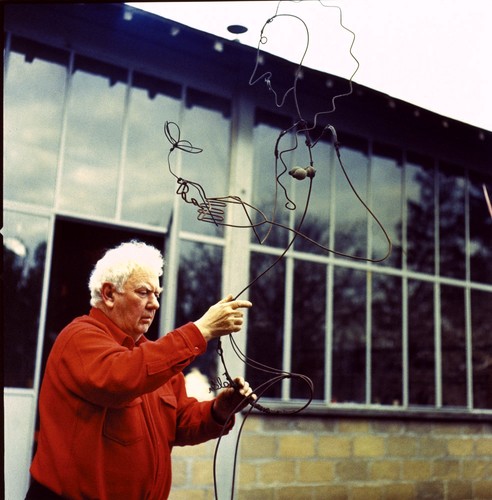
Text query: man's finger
219 294 234 304
231 300 252 310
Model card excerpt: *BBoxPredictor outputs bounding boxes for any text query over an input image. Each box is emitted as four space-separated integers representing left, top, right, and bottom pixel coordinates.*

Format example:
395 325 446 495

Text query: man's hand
211 377 256 424
194 294 252 342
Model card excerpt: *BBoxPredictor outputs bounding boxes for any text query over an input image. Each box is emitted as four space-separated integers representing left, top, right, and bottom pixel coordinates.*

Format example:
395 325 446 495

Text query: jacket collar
89 307 148 348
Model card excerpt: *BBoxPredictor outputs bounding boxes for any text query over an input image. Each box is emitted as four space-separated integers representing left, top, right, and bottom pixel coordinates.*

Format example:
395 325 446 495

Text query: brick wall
170 414 492 500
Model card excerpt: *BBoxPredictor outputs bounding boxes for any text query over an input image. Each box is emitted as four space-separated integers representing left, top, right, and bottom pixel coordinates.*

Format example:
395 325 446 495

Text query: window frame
4 29 492 420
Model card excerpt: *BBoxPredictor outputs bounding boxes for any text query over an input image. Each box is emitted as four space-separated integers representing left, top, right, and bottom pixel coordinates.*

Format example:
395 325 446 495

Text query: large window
3 36 183 390
246 111 492 413
3 31 491 416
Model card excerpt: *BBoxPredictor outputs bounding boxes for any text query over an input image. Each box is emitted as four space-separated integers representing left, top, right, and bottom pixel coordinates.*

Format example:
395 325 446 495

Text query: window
121 72 181 227
177 89 232 237
3 30 491 416
3 211 50 388
4 39 67 207
246 111 492 413
59 56 127 216
176 241 223 381
169 91 233 380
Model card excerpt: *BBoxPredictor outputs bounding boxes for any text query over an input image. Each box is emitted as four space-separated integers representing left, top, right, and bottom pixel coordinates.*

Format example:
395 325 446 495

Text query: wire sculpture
163 2 393 498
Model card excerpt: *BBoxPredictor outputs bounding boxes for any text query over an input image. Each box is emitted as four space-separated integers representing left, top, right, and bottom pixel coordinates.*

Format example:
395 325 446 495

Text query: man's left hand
211 377 256 423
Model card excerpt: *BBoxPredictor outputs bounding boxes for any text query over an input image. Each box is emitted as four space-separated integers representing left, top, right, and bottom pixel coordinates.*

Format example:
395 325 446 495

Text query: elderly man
27 240 253 500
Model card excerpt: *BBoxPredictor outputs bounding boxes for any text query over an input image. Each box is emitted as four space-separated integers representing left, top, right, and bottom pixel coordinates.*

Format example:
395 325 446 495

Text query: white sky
128 0 492 132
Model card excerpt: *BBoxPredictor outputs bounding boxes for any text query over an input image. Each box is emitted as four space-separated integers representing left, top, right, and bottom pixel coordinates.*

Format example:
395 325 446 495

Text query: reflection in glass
251 120 291 248
123 87 181 228
332 267 366 403
333 146 369 260
178 101 230 237
292 138 331 255
440 285 467 406
59 63 126 216
371 273 402 405
246 252 286 398
175 241 223 381
469 171 492 284
439 163 465 279
471 290 492 409
291 261 325 400
4 51 66 206
408 279 434 405
371 150 402 267
3 211 49 388
406 159 435 274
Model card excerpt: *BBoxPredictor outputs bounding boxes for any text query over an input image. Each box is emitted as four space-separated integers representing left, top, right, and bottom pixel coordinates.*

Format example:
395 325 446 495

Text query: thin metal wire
162 3 393 498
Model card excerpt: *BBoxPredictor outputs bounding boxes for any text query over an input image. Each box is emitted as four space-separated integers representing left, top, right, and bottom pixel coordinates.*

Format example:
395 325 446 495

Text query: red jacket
30 308 232 499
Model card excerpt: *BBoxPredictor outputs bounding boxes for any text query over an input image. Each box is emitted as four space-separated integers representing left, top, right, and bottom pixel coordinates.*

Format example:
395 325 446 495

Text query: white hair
88 240 164 307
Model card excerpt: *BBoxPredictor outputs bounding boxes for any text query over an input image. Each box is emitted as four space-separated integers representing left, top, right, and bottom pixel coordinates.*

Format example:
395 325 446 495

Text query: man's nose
148 293 160 309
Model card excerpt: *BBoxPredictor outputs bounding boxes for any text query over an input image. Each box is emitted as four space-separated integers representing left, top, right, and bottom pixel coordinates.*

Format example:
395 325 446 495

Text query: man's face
109 268 162 340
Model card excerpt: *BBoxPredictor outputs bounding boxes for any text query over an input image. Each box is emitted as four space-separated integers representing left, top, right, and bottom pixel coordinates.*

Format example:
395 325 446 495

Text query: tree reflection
176 242 223 382
4 241 46 388
174 160 491 409
292 260 326 400
246 253 286 398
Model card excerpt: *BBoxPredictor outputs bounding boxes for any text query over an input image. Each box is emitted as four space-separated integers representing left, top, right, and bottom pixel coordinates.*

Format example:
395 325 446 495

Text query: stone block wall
170 414 492 499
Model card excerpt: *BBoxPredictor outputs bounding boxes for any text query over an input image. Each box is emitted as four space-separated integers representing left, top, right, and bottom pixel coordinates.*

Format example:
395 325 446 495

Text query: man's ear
101 283 116 308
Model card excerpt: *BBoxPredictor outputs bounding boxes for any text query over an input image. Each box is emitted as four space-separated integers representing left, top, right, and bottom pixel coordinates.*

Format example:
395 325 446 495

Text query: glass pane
177 100 230 237
439 164 465 279
371 149 402 266
441 285 467 406
471 289 492 409
4 50 66 206
291 261 326 400
3 211 49 387
408 280 435 405
122 86 181 227
292 137 332 255
371 273 402 405
334 146 370 260
251 120 291 248
469 171 492 284
406 160 435 274
59 61 126 216
332 267 366 403
175 241 223 381
246 252 286 398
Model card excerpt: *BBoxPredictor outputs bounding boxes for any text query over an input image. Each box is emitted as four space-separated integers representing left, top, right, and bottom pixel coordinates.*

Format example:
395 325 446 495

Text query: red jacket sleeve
53 312 207 407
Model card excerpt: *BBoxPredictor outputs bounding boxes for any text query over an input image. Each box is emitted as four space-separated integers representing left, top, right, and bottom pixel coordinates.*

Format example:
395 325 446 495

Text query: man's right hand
194 294 252 342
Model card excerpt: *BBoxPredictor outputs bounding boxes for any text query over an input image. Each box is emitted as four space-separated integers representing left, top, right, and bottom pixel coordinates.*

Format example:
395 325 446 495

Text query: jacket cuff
208 400 235 430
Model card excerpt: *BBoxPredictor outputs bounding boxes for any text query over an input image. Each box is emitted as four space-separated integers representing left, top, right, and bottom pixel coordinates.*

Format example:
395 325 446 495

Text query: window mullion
324 143 336 404
464 170 474 409
434 160 442 408
365 141 373 405
401 153 409 408
114 68 133 221
53 50 74 210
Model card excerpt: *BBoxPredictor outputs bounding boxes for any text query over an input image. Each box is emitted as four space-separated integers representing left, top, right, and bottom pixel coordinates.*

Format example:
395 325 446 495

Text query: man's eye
136 289 159 299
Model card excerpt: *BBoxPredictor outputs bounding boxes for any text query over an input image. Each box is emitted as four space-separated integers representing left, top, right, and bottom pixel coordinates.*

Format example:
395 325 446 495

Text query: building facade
4 4 492 499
